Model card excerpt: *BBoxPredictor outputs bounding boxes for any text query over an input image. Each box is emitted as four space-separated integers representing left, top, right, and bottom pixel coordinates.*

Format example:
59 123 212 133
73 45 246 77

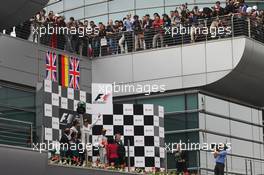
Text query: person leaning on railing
143 14 154 50
152 13 164 48
8 0 264 57
132 15 143 51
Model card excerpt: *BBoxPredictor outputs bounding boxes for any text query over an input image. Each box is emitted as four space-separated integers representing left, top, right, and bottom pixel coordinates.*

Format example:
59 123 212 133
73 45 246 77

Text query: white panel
182 73 206 88
252 126 260 142
260 127 264 143
199 113 206 130
253 161 263 175
230 121 252 140
252 108 261 125
92 55 133 83
206 114 230 135
206 70 230 84
204 95 229 116
232 38 246 67
113 115 124 125
231 138 253 157
123 104 133 115
206 40 233 72
231 156 247 174
133 47 182 81
230 102 252 122
199 151 208 169
206 134 230 146
182 43 206 75
253 143 261 159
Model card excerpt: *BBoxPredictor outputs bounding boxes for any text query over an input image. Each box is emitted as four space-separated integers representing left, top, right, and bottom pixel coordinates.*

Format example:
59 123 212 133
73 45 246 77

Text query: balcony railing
0 117 33 148
2 14 264 58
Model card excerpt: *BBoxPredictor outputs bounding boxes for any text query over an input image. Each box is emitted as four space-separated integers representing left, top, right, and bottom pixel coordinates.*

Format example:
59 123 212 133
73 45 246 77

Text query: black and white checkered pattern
91 104 165 170
42 80 165 170
43 80 91 141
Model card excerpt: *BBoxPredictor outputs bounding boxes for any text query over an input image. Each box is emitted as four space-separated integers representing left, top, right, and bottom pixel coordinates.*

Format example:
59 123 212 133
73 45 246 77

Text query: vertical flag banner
69 57 80 90
58 54 69 88
46 51 57 82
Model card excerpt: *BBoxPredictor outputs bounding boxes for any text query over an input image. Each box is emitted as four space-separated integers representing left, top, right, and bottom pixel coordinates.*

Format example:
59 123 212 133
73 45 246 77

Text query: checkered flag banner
41 79 165 170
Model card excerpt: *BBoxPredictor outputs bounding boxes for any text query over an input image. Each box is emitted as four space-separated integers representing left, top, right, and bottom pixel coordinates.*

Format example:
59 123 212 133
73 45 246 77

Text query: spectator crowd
5 0 264 58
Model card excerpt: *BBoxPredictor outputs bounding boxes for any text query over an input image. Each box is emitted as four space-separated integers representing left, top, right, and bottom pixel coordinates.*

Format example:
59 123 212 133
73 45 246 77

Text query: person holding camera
213 144 228 175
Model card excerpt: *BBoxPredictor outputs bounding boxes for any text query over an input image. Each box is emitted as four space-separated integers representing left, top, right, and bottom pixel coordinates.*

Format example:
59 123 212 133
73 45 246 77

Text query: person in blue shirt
123 14 134 52
214 144 228 175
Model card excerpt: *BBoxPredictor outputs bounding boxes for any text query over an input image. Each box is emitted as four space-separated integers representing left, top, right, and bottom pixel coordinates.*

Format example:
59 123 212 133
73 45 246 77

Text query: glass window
46 1 64 14
186 113 199 129
165 132 199 145
135 0 164 9
165 0 194 6
85 0 106 5
109 0 135 13
165 113 186 131
87 15 108 25
167 153 177 169
64 0 84 10
113 99 136 104
195 0 224 4
109 11 134 22
64 8 85 20
7 89 35 109
165 133 186 144
136 7 164 18
137 95 185 112
187 150 199 168
187 93 198 110
85 3 108 18
48 0 61 4
165 112 198 131
0 87 35 110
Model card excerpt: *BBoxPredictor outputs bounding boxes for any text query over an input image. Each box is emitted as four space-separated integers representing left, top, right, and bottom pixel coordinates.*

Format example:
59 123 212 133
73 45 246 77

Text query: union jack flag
69 57 80 89
46 52 57 81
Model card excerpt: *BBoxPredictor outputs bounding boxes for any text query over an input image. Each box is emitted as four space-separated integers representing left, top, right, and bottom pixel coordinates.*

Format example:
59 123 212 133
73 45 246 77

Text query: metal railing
0 117 33 148
2 14 263 58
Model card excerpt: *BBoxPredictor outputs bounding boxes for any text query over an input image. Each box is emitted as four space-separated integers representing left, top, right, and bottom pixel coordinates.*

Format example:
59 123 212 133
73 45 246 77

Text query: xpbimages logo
96 82 166 96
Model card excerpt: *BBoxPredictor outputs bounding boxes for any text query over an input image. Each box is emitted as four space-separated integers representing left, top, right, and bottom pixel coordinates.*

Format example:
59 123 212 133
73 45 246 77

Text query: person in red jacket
152 13 164 48
107 137 119 167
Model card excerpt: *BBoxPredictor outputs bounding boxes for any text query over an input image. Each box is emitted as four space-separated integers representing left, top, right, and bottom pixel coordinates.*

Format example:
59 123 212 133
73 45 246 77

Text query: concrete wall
0 144 137 175
0 34 92 92
92 37 244 97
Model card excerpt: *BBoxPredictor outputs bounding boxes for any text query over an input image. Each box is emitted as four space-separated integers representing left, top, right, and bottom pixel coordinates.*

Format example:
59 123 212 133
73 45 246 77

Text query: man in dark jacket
143 14 153 49
132 15 143 51
60 128 70 164
115 133 126 168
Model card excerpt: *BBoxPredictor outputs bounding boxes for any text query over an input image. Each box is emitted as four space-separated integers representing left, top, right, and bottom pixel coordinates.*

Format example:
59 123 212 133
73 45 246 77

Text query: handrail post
30 123 33 148
204 19 208 42
231 14 234 38
128 139 130 172
197 151 200 175
250 160 253 175
225 157 228 175
248 17 251 38
165 149 168 174
245 159 248 175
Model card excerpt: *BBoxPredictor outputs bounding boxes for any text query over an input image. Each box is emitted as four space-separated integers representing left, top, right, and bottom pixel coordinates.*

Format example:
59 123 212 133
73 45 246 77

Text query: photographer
213 144 228 175
174 144 188 175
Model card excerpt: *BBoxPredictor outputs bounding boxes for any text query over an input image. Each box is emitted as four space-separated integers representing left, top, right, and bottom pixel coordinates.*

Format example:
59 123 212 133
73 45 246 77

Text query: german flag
58 54 69 87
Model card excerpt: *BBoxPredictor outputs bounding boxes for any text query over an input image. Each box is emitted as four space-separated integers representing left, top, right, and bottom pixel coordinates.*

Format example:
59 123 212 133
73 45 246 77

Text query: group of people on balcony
6 0 264 57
